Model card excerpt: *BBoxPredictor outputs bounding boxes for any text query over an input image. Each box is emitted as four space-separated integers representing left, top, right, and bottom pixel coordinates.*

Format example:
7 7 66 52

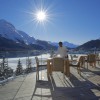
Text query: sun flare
25 1 55 26
36 11 46 22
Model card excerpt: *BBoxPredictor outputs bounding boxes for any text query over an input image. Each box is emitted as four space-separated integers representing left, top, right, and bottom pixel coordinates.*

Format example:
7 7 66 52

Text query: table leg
64 60 70 77
47 60 52 77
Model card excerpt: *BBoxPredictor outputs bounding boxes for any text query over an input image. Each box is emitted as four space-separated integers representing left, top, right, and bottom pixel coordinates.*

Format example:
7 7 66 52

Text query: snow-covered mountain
0 19 78 49
0 19 36 45
48 41 78 48
18 30 36 45
63 41 78 48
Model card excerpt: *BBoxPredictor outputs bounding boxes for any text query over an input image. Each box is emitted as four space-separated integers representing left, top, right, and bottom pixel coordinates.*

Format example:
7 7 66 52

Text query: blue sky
0 0 100 45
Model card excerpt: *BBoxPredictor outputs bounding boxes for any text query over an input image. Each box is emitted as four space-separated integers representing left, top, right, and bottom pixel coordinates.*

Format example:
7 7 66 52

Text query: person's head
59 41 63 47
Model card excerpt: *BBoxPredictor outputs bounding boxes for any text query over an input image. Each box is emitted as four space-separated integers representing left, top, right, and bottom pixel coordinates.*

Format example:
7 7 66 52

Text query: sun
36 11 46 22
24 1 55 26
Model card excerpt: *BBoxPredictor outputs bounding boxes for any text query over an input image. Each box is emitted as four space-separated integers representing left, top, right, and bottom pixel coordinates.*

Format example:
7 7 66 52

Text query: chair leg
77 67 81 76
50 65 53 76
79 69 81 76
63 73 65 82
36 68 39 80
94 62 96 67
77 67 79 74
87 62 88 69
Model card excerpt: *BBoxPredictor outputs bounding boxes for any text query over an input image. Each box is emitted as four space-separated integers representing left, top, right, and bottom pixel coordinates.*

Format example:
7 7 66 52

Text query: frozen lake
0 53 50 71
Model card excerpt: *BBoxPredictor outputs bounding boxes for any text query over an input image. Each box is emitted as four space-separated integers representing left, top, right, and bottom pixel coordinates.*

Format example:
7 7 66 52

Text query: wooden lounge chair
51 57 65 80
35 57 47 80
86 54 96 68
69 56 85 75
69 54 78 63
95 53 100 65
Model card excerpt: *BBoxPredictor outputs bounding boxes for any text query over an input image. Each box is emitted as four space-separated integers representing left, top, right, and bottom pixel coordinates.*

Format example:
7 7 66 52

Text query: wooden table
47 58 70 77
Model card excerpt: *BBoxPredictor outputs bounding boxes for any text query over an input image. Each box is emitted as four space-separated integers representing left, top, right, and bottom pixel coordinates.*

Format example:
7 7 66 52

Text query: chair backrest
87 54 96 62
70 55 73 61
74 56 85 67
79 56 85 66
52 57 64 71
95 53 100 60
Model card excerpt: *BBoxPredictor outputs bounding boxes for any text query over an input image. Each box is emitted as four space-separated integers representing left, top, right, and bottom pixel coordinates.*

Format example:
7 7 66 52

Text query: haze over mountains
0 19 78 51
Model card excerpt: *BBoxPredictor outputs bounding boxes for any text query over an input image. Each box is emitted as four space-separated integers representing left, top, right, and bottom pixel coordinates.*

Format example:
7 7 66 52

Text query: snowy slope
18 30 36 45
0 19 36 45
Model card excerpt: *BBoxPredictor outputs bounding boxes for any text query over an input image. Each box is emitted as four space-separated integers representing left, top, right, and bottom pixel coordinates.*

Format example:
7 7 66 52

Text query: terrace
0 52 100 100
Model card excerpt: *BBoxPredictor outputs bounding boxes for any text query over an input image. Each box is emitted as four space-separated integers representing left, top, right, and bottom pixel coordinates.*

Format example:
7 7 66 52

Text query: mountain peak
0 19 7 22
0 19 15 29
0 19 36 45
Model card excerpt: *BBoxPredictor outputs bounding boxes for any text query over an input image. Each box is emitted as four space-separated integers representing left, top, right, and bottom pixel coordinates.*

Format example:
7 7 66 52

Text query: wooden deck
0 63 100 100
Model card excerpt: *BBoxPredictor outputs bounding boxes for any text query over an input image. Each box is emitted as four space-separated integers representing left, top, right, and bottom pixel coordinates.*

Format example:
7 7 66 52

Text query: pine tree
16 59 23 75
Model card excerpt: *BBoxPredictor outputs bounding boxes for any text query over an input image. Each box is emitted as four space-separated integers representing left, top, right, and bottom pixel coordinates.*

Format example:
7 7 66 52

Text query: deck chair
69 55 74 62
35 57 47 80
70 56 85 75
95 53 100 65
69 54 78 62
51 57 65 80
86 54 96 68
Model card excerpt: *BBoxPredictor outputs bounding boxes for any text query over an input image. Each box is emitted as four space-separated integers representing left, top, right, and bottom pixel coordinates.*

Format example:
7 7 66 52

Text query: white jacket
57 46 68 58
